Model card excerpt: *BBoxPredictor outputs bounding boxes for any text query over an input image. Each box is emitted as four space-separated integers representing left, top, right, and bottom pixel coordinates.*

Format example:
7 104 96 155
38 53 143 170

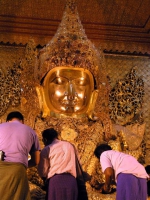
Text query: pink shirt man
0 120 40 167
38 139 77 179
100 150 149 181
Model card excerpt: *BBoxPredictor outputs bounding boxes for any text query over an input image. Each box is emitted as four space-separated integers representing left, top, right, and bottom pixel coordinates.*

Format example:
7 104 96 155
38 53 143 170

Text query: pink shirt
38 139 77 179
0 120 40 167
100 150 149 180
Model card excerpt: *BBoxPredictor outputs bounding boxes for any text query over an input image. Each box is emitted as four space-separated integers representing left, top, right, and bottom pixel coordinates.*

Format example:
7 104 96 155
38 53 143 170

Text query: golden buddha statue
31 1 115 198
24 1 145 200
0 1 145 200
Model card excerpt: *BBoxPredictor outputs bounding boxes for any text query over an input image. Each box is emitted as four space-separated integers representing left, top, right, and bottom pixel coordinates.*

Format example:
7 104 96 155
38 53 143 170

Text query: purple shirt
100 150 149 181
0 120 40 167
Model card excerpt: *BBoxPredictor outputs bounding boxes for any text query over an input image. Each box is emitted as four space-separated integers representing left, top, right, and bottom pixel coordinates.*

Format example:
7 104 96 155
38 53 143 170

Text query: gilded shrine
0 0 147 200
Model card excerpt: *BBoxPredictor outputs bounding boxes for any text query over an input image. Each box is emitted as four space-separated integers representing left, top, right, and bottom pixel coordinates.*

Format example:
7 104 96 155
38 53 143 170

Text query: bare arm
37 150 50 178
28 150 40 168
103 167 115 193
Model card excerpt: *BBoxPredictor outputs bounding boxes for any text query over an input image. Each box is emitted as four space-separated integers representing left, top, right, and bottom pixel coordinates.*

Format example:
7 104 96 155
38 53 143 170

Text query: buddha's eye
52 77 68 85
74 78 89 86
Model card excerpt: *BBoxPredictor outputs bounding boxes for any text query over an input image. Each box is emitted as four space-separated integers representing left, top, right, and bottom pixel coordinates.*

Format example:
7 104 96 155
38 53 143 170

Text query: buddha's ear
86 89 99 121
35 84 50 118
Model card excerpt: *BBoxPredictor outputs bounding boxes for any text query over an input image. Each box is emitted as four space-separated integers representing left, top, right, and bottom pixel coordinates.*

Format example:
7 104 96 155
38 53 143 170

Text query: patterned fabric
116 173 147 200
0 161 31 200
47 173 78 200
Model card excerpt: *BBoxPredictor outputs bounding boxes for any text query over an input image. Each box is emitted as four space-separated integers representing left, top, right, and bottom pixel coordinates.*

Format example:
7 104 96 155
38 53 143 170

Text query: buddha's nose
67 82 75 100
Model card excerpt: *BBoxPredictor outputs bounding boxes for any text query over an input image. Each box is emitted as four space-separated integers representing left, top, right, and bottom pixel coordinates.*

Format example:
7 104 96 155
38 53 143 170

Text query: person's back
0 111 40 200
0 120 40 167
94 144 148 200
43 139 77 178
38 128 78 200
100 150 148 180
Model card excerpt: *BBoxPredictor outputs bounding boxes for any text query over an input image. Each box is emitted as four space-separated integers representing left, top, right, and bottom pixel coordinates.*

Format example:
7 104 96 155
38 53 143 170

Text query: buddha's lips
61 99 77 106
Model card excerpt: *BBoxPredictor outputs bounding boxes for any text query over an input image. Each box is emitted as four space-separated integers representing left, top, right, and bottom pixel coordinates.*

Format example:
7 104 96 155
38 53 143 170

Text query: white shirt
100 150 149 180
38 139 77 179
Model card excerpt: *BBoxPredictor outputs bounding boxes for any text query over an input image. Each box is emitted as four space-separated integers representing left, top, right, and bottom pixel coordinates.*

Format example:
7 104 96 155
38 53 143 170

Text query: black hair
42 128 58 143
94 144 112 158
6 111 24 122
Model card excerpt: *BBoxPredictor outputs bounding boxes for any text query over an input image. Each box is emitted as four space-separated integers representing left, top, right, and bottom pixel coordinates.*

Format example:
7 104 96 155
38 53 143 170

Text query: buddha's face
43 67 94 115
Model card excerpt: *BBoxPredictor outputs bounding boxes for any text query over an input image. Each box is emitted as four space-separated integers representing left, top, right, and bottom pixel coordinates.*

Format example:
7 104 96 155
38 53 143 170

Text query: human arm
28 150 40 168
37 148 50 178
0 150 5 161
102 167 115 193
